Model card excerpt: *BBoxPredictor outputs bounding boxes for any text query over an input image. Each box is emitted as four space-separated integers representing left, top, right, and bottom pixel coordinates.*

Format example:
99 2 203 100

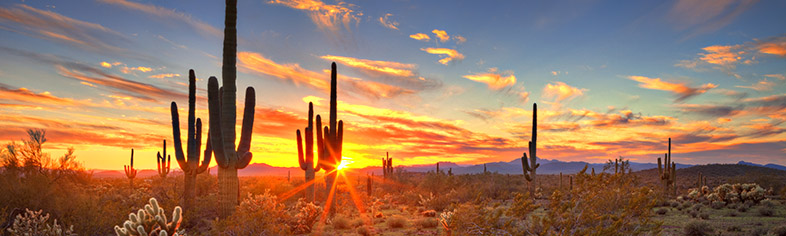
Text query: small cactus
157 140 171 178
124 149 137 188
113 198 184 236
7 209 75 236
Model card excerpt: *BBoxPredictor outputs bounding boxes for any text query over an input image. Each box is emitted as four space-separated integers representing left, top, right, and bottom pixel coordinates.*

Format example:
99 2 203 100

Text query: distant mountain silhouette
88 158 786 178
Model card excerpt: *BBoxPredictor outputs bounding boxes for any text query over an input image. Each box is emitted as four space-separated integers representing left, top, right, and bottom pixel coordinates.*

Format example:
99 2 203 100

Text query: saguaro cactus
208 0 256 218
171 69 212 212
436 162 440 174
296 103 321 202
658 138 676 196
521 103 539 199
484 164 487 174
367 173 373 195
315 63 344 216
382 152 393 178
157 140 171 178
125 149 137 188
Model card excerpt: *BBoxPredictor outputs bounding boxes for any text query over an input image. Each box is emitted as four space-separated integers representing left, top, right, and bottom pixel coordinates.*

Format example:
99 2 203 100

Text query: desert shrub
655 208 668 215
450 199 515 235
737 204 749 212
750 227 768 236
757 206 774 217
771 225 786 236
684 220 713 236
726 211 738 217
332 215 352 230
527 171 661 235
688 210 698 218
356 226 373 236
414 217 439 229
386 215 407 228
670 201 680 208
6 209 75 236
506 192 537 219
710 201 724 209
289 198 322 234
214 190 290 235
726 225 742 232
681 202 693 211
698 212 709 220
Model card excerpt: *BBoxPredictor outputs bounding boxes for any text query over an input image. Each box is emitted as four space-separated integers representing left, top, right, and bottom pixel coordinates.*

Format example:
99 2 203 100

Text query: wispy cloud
667 0 758 38
409 33 430 42
755 36 786 57
764 74 785 80
0 83 82 107
378 13 399 30
677 36 785 77
98 0 221 37
268 0 361 34
735 78 775 91
0 4 128 54
322 55 416 77
626 75 716 102
238 51 413 100
542 81 586 102
421 48 464 65
462 68 516 90
148 73 181 79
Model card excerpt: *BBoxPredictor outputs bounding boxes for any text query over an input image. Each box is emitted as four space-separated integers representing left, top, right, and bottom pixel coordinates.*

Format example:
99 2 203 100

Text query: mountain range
90 158 786 178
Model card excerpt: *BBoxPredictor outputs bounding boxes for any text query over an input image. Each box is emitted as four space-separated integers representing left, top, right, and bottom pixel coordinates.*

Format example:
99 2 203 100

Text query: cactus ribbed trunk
218 167 239 216
315 63 344 218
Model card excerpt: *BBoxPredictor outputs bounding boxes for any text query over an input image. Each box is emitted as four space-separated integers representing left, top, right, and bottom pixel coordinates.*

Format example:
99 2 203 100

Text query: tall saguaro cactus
658 138 676 196
521 103 539 199
208 0 256 218
157 140 171 178
125 149 137 188
171 69 212 211
316 63 344 216
382 152 393 178
296 102 321 202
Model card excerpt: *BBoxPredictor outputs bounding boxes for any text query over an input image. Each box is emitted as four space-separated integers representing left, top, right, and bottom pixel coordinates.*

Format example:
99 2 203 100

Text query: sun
337 157 354 171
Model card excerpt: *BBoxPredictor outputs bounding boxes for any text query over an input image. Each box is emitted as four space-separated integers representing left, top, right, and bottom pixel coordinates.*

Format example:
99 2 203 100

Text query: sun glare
337 157 353 170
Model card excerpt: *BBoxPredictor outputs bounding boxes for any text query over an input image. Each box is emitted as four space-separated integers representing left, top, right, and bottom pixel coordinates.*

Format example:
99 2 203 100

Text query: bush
506 193 537 219
414 217 439 229
771 225 786 236
7 209 76 236
332 215 352 230
289 198 322 234
356 226 374 236
387 215 407 228
727 225 742 232
214 190 290 235
758 207 774 217
710 201 724 209
684 220 713 236
699 212 709 220
750 227 768 236
656 208 668 215
738 204 749 212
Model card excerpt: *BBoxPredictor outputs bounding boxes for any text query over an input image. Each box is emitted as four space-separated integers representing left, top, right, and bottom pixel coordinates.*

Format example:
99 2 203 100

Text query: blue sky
1 0 784 169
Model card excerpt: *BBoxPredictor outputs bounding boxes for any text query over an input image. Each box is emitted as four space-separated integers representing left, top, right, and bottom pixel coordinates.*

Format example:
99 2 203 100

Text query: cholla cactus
113 198 184 236
439 210 455 236
291 198 322 234
418 193 435 207
7 209 75 236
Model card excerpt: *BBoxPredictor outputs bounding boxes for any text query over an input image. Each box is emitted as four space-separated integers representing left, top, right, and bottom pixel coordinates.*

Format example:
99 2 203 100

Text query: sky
0 0 785 170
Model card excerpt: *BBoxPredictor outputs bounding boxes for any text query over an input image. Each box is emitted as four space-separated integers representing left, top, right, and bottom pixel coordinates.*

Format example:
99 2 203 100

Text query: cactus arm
171 102 189 172
197 130 212 173
336 120 343 163
186 70 197 163
208 77 228 168
236 87 255 169
579 164 588 175
297 129 306 170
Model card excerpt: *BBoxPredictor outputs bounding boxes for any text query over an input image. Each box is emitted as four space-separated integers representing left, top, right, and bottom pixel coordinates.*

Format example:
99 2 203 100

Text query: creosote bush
386 215 407 229
332 215 352 230
213 190 290 235
683 220 713 236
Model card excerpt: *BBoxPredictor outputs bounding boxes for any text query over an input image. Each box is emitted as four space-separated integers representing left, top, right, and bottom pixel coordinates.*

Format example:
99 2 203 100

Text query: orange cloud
378 13 398 30
99 0 222 37
626 75 716 102
454 35 467 44
432 29 449 42
700 45 744 66
542 81 586 102
268 0 361 33
409 33 430 42
462 68 516 90
0 84 81 107
56 65 185 102
238 51 413 100
421 48 464 65
321 55 416 77
148 73 181 79
764 74 785 80
735 78 775 91
756 36 786 56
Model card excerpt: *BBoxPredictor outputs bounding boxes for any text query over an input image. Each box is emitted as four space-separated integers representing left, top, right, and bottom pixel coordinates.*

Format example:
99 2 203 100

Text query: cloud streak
462 68 516 90
542 82 586 102
421 48 464 65
268 0 361 34
626 75 716 102
99 0 222 37
378 13 399 30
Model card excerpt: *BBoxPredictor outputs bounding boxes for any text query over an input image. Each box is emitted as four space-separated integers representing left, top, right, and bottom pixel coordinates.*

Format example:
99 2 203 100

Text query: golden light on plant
337 156 353 171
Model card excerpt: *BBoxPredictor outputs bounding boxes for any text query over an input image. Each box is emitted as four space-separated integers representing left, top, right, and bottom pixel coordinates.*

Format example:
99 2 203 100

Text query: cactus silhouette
156 140 170 178
170 69 212 211
296 102 321 202
315 63 344 217
658 138 676 196
520 103 539 199
382 152 393 178
207 0 256 218
124 149 137 188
